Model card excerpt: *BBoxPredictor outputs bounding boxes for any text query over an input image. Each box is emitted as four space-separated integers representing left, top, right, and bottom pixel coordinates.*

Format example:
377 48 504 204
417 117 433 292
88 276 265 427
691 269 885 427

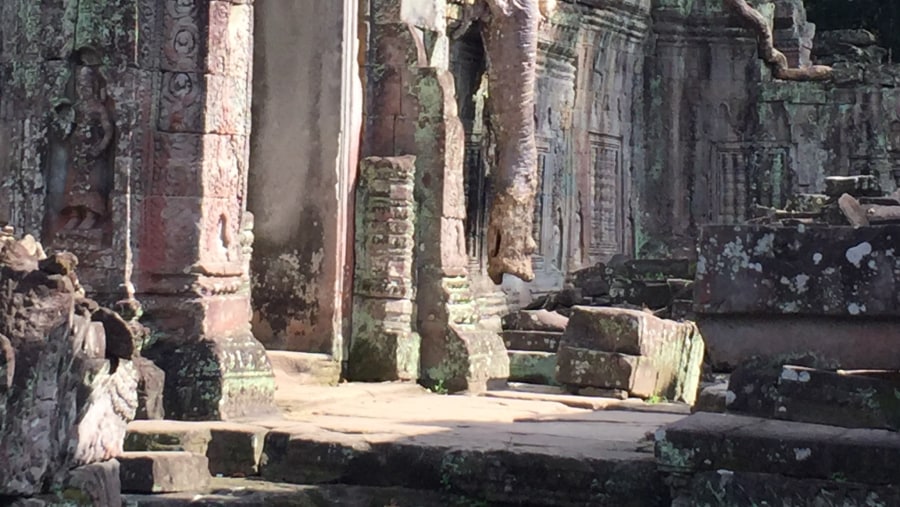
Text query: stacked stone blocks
556 306 704 404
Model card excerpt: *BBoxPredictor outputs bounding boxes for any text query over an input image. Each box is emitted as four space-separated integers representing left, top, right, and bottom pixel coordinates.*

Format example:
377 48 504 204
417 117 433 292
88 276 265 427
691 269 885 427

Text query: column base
148 332 277 421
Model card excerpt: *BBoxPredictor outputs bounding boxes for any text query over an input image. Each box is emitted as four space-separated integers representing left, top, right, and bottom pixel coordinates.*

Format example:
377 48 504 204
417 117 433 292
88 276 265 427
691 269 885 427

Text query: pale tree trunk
725 0 832 81
459 0 553 284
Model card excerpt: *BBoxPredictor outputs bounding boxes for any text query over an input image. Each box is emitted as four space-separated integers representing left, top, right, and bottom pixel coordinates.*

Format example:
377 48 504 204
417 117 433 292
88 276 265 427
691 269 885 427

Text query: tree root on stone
724 0 832 81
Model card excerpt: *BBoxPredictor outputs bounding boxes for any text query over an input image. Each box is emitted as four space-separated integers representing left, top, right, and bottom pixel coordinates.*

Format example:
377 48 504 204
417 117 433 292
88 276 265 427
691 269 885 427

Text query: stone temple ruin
3 0 900 505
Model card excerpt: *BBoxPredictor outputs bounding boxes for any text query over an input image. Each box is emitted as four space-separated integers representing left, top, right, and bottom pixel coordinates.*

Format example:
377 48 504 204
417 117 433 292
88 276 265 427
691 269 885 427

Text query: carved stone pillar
348 156 420 381
362 0 509 391
136 0 276 420
0 0 275 420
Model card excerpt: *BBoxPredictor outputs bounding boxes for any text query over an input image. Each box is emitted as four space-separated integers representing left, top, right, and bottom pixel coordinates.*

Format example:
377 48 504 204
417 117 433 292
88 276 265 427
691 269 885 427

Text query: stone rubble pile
750 174 900 227
0 226 138 506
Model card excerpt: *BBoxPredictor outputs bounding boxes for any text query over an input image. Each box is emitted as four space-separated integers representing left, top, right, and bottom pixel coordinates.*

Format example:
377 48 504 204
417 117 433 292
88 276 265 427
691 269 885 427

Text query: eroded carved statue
49 65 115 235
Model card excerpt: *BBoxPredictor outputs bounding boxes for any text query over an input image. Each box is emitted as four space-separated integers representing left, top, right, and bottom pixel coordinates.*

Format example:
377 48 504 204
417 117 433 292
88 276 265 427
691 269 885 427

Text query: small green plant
647 395 666 404
430 379 449 395
831 472 848 483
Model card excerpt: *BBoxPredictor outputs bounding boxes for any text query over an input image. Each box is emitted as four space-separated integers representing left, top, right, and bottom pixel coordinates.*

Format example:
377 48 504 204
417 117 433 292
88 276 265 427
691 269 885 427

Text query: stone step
266 351 341 386
727 364 900 430
259 418 671 506
678 471 900 506
508 350 558 385
125 421 267 477
123 477 472 506
655 412 900 485
119 451 211 494
503 330 563 352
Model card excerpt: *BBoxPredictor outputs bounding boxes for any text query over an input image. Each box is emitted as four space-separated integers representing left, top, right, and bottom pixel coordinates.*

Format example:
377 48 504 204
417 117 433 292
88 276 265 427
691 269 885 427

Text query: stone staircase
501 310 568 386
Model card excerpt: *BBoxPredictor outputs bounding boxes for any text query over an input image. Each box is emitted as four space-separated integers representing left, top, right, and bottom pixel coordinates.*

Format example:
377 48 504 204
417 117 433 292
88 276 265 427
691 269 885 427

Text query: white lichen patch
793 448 812 461
725 390 736 405
753 233 775 256
812 252 823 265
845 242 873 267
848 303 866 315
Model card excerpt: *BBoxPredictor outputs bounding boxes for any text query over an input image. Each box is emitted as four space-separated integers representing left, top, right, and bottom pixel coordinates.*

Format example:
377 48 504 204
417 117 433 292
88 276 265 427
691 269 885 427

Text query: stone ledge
655 412 900 485
259 429 668 506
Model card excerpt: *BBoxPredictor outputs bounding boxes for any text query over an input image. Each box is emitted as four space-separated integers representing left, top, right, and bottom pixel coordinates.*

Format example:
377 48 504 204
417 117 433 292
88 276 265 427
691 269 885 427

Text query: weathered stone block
556 347 657 395
699 315 900 371
148 333 277 421
207 425 267 477
685 471 900 507
508 351 558 385
501 310 569 333
556 307 704 404
727 363 900 431
134 357 166 420
267 351 341 386
420 323 510 393
695 224 900 316
655 412 900 485
119 452 210 494
62 460 122 507
502 330 562 352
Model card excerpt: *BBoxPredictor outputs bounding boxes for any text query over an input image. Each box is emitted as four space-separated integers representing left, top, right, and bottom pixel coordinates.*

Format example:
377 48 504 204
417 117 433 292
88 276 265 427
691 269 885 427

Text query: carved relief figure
50 65 114 234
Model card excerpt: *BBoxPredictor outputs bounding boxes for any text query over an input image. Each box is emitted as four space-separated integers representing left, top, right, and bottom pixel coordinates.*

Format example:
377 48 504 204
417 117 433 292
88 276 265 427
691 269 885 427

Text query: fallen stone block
502 330 562 352
556 348 657 396
119 452 210 494
655 412 900 485
556 307 705 404
508 351 557 385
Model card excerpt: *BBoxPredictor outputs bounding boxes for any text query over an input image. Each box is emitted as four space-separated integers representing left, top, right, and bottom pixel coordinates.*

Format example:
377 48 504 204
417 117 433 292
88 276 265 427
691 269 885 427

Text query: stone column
0 0 276 421
135 0 276 420
348 156 420 380
363 0 509 392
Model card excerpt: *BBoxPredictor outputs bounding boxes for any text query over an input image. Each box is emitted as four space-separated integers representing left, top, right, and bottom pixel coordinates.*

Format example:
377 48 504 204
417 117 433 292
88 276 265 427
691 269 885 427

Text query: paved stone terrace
124 381 689 506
